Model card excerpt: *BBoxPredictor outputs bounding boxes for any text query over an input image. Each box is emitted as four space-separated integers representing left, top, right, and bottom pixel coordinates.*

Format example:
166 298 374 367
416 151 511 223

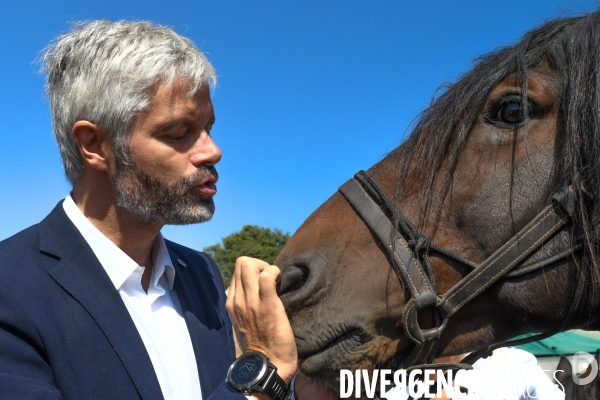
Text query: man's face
111 80 222 225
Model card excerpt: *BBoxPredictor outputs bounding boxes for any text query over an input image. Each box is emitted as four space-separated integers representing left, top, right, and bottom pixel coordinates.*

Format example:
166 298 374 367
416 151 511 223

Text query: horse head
276 11 600 390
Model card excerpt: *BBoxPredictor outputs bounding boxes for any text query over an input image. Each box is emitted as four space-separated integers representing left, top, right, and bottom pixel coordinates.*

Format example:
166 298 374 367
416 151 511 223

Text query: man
0 20 296 399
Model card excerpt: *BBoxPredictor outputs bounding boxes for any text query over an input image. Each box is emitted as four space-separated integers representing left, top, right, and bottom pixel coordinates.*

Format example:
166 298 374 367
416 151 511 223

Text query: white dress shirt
63 195 202 400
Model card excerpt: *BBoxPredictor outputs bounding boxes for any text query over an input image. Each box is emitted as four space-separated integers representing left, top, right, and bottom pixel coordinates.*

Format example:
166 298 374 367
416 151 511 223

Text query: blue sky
0 0 597 250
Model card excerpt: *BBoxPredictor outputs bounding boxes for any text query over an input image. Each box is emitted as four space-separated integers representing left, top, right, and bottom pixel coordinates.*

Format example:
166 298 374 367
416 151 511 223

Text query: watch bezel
226 352 270 393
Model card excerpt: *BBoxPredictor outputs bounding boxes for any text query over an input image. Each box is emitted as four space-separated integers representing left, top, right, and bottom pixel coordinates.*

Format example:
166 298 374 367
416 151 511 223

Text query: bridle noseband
338 170 588 369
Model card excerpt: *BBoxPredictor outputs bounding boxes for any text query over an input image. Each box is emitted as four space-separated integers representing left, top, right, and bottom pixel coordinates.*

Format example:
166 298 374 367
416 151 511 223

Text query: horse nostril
278 264 310 296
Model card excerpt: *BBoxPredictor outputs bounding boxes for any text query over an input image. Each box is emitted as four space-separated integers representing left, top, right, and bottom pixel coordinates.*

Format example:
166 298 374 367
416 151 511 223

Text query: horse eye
497 102 524 125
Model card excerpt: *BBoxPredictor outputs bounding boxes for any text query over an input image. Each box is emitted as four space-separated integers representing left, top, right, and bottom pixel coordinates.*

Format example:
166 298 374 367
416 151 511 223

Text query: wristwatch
226 352 292 400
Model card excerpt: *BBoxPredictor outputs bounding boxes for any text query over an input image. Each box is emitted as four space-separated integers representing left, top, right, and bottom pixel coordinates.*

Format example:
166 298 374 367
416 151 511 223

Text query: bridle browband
338 170 588 369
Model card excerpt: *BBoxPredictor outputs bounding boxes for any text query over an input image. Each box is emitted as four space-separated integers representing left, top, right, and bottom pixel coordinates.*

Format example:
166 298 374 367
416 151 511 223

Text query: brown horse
276 10 600 392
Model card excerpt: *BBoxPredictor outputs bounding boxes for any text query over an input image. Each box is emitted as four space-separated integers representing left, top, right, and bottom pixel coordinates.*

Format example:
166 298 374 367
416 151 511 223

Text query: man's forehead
149 80 212 111
151 79 211 102
131 80 214 131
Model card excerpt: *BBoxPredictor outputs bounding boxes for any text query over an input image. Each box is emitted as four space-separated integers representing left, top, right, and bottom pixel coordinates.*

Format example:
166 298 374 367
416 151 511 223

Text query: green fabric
514 330 600 356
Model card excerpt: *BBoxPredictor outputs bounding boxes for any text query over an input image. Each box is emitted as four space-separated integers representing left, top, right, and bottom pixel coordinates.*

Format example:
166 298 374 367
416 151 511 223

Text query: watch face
230 353 265 386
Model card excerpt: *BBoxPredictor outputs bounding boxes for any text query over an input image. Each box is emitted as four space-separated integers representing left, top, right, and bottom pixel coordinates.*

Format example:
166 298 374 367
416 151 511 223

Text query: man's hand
226 257 298 384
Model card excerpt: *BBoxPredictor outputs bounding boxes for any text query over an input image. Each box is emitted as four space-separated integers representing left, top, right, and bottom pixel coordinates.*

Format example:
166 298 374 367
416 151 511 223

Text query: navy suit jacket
0 202 246 399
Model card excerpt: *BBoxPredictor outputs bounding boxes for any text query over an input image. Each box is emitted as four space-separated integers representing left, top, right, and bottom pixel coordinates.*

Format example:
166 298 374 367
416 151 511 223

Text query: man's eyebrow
154 118 195 133
154 115 215 133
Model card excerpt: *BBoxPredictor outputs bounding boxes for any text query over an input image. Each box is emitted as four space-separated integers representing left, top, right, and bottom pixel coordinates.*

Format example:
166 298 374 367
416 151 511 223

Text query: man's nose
191 133 222 167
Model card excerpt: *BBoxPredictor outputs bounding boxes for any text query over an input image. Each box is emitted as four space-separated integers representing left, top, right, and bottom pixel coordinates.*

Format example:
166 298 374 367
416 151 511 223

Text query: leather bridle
338 170 588 369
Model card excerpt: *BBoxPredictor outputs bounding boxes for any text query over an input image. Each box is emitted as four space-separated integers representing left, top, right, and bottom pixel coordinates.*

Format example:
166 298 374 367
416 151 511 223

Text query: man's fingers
236 256 269 272
237 257 273 301
258 265 281 300
227 257 284 315
227 273 236 299
225 273 236 318
239 259 260 298
233 257 246 300
228 257 273 318
229 260 251 321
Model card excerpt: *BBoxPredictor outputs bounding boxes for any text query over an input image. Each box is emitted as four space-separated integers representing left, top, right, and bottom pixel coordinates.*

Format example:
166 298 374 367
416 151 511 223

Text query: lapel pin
177 259 187 268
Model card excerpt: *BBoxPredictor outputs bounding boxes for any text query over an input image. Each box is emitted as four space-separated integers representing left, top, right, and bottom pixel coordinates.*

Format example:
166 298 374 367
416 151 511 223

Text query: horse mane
393 10 600 289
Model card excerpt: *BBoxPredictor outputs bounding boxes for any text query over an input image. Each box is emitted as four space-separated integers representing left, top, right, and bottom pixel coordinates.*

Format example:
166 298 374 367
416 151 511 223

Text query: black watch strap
257 364 292 400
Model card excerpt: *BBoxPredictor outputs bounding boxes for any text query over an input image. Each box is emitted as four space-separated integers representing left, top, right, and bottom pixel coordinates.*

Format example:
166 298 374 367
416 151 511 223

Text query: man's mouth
196 177 217 196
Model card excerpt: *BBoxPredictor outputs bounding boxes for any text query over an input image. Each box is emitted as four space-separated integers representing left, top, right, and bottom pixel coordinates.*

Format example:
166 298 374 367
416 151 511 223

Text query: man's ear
72 121 113 172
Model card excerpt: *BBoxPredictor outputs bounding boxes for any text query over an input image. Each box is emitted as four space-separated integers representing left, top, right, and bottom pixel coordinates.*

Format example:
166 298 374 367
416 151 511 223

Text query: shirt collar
62 195 176 291
151 232 176 291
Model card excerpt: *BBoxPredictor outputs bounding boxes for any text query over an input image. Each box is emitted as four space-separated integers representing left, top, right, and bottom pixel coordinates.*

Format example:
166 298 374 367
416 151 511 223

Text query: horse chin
296 328 370 389
299 352 363 392
297 328 406 391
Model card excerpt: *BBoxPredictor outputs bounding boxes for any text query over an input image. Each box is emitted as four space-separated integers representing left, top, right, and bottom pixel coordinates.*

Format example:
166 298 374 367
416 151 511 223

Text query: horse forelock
387 9 600 296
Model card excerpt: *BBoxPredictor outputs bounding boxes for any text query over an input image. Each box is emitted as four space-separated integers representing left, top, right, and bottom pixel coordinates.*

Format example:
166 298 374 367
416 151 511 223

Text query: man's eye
170 132 191 143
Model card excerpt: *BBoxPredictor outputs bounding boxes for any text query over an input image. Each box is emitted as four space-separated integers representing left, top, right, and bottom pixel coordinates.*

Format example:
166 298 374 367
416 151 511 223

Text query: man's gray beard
111 157 217 226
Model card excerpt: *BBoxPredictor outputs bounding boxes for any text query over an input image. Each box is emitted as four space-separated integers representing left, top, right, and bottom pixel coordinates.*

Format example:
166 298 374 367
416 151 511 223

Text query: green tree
203 225 290 287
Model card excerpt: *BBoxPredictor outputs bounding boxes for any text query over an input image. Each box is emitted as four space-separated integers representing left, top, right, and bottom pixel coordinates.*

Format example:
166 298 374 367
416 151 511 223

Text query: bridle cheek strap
338 179 435 297
339 178 441 367
339 172 580 368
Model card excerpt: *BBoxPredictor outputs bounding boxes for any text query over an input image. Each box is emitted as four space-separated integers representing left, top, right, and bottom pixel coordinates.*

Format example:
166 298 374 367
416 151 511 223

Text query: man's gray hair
40 20 216 184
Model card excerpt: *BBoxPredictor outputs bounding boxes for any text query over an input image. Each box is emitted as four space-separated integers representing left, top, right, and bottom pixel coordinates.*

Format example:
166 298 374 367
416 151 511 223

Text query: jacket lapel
168 245 232 397
39 202 163 400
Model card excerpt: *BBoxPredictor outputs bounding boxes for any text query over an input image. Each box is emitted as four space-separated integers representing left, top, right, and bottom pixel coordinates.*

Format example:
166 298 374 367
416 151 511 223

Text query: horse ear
555 356 573 382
